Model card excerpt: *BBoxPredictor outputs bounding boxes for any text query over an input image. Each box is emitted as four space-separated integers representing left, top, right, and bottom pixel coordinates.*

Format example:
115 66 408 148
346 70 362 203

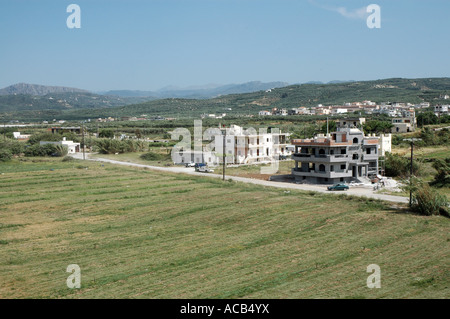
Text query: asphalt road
72 153 409 204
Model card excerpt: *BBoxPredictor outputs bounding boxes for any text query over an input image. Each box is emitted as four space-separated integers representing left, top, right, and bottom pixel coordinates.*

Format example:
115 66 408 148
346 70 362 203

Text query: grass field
0 158 449 299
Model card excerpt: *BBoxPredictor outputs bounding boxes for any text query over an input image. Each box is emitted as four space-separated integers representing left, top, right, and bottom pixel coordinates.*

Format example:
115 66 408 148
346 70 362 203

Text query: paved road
72 153 409 204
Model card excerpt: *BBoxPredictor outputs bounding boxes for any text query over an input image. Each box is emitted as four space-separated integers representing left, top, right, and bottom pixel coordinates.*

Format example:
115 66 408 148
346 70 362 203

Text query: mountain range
1 77 449 121
100 81 290 99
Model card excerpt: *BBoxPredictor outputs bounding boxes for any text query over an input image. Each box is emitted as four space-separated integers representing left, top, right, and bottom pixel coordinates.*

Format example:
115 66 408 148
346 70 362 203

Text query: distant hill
102 81 290 99
1 77 449 121
0 91 156 112
0 83 89 96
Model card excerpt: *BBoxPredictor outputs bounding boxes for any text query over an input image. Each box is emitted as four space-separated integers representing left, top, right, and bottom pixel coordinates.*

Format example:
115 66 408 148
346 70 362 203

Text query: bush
431 158 450 187
411 181 449 217
384 152 420 178
62 155 75 162
0 149 12 162
140 152 170 161
98 129 115 139
24 144 67 157
93 139 147 154
0 139 25 156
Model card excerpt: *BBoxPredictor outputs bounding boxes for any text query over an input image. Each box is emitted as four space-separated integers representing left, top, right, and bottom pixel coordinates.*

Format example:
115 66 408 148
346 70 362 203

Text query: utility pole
2 118 6 141
223 127 226 181
82 121 86 160
403 138 422 207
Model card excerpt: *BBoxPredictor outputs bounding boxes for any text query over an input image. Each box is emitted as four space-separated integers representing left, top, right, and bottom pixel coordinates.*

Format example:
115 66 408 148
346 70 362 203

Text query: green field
0 158 449 298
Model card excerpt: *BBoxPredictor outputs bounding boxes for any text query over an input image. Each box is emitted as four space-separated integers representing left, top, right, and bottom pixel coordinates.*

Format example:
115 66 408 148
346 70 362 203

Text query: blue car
327 183 349 191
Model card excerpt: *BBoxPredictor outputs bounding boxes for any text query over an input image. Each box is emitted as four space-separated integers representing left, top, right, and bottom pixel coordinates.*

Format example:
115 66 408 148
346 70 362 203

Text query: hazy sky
1 0 449 91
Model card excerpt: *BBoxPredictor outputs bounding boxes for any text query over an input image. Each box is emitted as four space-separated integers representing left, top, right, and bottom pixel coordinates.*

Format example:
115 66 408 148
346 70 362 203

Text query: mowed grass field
0 158 449 299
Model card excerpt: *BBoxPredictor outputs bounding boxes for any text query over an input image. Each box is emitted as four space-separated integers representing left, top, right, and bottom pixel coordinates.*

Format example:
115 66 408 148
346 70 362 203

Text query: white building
13 132 31 140
435 105 449 116
40 137 80 154
213 125 291 164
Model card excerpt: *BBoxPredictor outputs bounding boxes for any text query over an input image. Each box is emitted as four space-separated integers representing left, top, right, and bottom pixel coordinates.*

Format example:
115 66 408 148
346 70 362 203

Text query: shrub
93 139 147 154
430 158 450 187
384 152 420 178
24 144 67 157
62 155 75 162
140 152 167 161
411 182 449 217
0 139 25 156
0 149 12 162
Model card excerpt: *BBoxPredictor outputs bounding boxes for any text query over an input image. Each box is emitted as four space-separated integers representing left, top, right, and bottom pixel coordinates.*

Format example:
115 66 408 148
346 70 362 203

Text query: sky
0 0 449 91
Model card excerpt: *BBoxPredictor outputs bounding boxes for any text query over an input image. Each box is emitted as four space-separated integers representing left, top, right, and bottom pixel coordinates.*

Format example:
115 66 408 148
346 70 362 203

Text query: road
72 153 409 204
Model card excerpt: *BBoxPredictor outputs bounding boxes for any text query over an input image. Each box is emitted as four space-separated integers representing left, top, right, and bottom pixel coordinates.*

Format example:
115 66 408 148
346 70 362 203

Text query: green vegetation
408 180 449 217
384 153 420 178
140 152 171 162
0 158 449 298
93 139 147 154
431 159 450 188
2 77 450 121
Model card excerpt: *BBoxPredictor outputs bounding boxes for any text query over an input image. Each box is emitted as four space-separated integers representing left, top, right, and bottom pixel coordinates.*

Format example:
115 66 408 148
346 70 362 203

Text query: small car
185 162 195 167
327 183 349 191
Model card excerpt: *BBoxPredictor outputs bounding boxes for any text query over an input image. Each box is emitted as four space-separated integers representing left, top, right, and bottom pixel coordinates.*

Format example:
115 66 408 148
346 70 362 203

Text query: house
434 105 449 116
391 117 416 133
259 110 272 116
291 128 379 184
13 132 31 141
40 137 80 154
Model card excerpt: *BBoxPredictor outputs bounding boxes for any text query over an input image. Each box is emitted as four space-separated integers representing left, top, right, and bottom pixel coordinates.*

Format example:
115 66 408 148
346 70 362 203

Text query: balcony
292 168 352 178
292 153 349 163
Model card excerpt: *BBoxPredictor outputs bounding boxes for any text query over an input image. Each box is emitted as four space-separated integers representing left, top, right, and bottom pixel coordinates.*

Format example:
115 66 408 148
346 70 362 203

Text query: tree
417 111 438 127
99 129 115 139
431 158 450 187
320 120 336 134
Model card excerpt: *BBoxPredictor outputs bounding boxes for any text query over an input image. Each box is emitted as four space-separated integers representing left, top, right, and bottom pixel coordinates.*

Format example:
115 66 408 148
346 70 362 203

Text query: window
330 165 334 171
319 149 325 155
341 164 346 170
319 164 325 172
366 148 371 154
353 137 358 144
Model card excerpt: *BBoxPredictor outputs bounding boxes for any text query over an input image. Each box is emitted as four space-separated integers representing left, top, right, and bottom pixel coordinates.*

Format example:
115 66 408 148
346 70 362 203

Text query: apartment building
291 128 379 184
214 125 291 164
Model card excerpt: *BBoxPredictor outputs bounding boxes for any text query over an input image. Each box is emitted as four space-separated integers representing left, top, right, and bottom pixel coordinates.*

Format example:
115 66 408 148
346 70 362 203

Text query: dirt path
73 153 409 204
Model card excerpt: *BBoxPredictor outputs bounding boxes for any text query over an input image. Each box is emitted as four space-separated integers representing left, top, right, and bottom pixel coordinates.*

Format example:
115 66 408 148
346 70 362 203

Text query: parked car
327 183 349 191
195 163 206 171
185 162 195 167
198 166 214 173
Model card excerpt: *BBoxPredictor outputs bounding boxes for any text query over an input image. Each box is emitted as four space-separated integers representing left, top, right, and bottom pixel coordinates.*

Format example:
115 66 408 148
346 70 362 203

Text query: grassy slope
0 158 448 299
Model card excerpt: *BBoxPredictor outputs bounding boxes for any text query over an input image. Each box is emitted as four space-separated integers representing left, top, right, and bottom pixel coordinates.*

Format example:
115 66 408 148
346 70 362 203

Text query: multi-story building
434 105 449 116
214 125 291 164
291 128 379 184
